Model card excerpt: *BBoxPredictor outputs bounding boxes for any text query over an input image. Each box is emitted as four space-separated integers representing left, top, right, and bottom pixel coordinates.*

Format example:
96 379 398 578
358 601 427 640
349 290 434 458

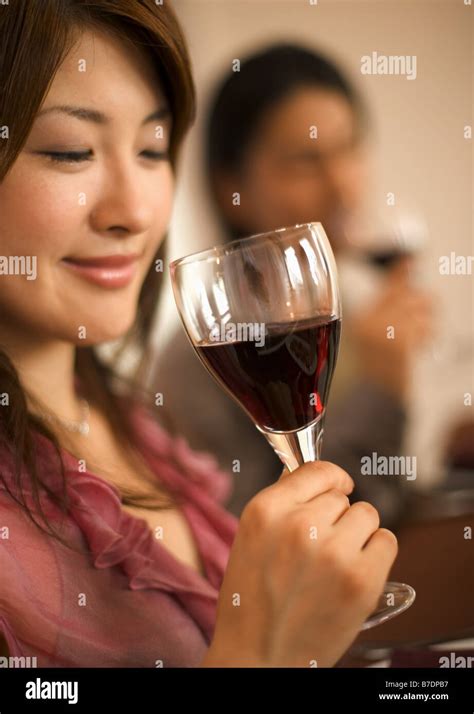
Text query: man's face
216 87 368 249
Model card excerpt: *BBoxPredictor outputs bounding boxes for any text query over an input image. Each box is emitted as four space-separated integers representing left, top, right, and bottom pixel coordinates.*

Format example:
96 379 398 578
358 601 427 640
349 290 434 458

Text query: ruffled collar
0 403 239 643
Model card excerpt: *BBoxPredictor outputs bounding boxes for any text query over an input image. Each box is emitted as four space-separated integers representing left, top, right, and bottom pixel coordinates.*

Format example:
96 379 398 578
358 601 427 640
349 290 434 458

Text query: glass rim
169 221 326 270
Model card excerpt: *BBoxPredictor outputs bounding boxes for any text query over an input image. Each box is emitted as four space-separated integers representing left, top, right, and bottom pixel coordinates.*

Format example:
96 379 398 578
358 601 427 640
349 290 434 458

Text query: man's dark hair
206 43 366 181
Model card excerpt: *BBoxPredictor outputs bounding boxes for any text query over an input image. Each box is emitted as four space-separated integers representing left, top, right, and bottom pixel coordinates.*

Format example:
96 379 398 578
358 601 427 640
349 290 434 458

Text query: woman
0 0 397 668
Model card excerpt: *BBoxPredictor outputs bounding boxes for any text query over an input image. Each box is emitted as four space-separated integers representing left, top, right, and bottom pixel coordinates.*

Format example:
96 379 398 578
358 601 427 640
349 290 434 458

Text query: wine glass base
361 582 416 630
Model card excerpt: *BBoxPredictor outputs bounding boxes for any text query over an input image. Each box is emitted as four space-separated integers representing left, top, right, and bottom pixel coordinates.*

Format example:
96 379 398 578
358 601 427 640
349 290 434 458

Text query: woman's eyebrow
35 105 170 125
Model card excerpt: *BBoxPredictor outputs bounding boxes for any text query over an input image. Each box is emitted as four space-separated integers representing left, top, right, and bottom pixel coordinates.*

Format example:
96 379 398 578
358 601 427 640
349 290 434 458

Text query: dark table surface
339 481 474 667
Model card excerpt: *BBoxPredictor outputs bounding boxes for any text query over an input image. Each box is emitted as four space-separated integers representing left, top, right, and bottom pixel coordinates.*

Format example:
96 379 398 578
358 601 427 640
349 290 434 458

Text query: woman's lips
61 254 140 288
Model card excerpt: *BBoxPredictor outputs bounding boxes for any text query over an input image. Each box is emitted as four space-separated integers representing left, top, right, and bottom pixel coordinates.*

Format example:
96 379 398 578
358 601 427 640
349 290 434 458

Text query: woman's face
217 87 368 247
0 29 174 346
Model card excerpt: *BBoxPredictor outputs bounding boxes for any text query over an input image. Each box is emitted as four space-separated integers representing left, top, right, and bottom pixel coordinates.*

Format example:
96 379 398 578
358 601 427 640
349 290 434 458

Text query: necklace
40 399 90 436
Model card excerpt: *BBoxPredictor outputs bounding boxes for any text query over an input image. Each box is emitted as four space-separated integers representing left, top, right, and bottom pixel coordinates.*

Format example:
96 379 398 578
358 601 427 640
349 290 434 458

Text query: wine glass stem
258 411 326 472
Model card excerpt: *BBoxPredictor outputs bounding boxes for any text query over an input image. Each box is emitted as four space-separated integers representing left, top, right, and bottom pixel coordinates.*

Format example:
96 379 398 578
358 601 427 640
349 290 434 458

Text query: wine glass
344 209 428 270
170 222 415 629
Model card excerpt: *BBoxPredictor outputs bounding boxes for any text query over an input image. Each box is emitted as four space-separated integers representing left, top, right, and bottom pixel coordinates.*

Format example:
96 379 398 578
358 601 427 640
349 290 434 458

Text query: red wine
195 316 341 432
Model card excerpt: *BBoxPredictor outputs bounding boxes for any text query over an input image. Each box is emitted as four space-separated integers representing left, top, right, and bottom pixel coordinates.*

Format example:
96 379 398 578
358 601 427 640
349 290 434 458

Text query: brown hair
0 0 196 547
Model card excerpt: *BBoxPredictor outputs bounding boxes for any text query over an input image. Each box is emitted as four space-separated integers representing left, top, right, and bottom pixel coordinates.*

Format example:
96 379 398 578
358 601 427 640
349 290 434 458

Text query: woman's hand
202 461 398 667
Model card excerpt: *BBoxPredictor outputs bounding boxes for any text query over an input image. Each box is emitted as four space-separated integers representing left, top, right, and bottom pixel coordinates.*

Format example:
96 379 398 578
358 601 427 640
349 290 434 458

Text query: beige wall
154 0 473 482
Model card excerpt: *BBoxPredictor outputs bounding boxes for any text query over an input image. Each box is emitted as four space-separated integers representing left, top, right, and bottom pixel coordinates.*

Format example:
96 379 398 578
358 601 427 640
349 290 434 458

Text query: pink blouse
0 402 239 667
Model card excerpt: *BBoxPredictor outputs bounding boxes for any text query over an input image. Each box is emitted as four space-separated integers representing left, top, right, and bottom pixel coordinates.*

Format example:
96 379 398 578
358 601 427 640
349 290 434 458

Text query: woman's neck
5 332 83 421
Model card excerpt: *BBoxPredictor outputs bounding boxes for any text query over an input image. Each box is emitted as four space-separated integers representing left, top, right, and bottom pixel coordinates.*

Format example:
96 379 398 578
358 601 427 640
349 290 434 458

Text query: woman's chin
71 313 138 346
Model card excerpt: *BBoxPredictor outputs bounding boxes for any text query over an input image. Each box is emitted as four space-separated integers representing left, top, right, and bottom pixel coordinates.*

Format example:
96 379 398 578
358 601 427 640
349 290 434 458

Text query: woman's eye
140 150 170 161
38 149 169 164
41 151 93 163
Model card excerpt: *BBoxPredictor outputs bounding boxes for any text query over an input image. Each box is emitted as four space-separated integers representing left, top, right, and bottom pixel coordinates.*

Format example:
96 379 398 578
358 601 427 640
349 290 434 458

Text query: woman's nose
89 163 155 237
